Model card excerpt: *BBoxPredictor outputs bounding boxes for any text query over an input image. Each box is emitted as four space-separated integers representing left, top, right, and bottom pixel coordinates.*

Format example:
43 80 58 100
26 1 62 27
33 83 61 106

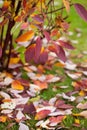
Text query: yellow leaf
79 90 85 96
37 0 45 11
62 0 70 12
16 30 34 42
0 116 7 123
72 113 80 117
9 57 20 65
75 119 80 124
12 80 24 90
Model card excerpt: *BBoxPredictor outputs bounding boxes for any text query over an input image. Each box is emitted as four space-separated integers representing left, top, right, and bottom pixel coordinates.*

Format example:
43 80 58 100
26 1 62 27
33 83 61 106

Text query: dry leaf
9 57 20 65
62 0 70 12
0 116 7 122
16 30 34 42
11 80 24 90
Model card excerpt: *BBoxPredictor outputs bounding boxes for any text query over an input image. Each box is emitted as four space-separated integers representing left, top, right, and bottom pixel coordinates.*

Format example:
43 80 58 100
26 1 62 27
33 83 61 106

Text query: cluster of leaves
0 0 75 71
0 0 87 70
0 0 87 130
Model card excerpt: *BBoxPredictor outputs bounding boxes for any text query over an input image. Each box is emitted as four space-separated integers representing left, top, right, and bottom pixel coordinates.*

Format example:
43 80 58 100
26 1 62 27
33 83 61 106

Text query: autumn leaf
74 3 87 22
16 30 34 42
62 0 70 12
9 57 20 65
11 80 24 90
0 116 7 123
25 44 35 62
43 31 51 42
2 1 11 11
58 40 74 50
35 110 50 120
34 37 42 62
34 80 48 90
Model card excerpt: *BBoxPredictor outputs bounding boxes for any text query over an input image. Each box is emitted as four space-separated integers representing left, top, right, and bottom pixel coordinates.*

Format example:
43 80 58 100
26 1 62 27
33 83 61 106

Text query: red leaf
55 100 73 109
74 3 87 22
23 0 26 8
34 37 42 62
43 31 51 42
23 103 36 115
35 110 50 120
58 40 74 50
49 116 64 124
25 44 35 62
0 46 2 58
54 44 67 62
38 50 48 64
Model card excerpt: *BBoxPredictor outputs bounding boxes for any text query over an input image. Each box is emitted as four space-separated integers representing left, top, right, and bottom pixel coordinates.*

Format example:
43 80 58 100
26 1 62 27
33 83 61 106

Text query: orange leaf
35 110 50 120
0 116 7 122
62 0 70 12
12 80 24 90
34 80 48 90
2 1 11 11
16 30 34 42
9 57 20 65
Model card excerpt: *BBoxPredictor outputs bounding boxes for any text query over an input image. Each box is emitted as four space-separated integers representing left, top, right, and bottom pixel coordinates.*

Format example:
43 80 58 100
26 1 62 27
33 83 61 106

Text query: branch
40 3 74 15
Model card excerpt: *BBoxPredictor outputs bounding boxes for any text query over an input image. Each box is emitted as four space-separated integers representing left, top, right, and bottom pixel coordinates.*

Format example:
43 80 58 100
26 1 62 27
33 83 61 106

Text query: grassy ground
0 0 87 130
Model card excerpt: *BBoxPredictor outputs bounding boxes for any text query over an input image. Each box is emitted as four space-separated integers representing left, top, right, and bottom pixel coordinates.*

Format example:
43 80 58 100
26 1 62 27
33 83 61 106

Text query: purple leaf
23 103 36 115
33 15 44 23
25 45 35 62
54 44 67 62
43 31 51 42
34 37 42 62
74 3 87 22
38 51 48 65
58 40 75 50
0 46 2 58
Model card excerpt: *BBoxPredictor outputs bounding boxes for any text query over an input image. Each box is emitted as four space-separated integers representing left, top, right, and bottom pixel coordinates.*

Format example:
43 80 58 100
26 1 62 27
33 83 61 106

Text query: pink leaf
38 51 48 64
25 44 35 62
54 44 67 62
74 3 87 22
34 37 42 62
33 15 44 23
19 123 29 130
35 110 50 120
58 40 74 50
43 31 51 42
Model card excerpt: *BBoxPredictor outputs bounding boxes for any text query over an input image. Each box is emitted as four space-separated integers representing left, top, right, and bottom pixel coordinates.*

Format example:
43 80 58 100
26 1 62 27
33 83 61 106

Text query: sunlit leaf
16 30 34 42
